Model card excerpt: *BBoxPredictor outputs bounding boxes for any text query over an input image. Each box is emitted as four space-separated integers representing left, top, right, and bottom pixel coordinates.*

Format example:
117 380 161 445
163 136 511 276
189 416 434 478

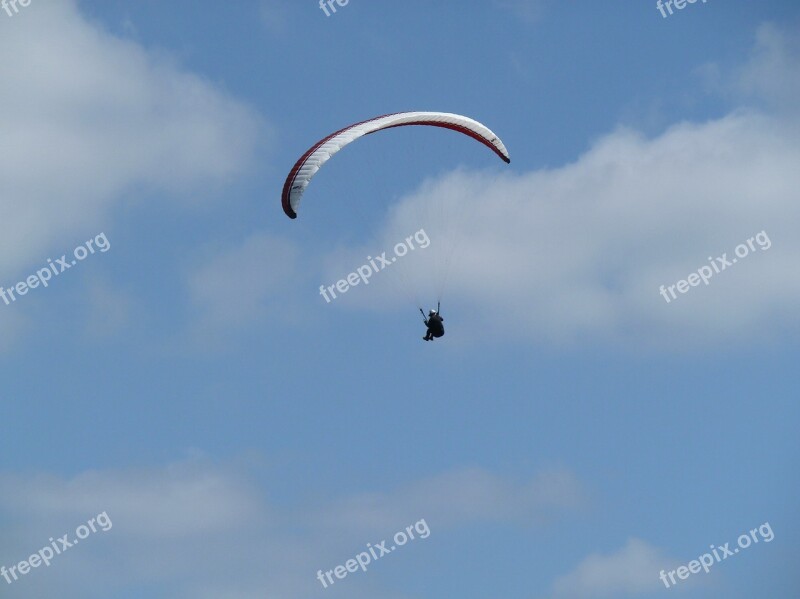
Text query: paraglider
281 111 510 340
421 303 444 341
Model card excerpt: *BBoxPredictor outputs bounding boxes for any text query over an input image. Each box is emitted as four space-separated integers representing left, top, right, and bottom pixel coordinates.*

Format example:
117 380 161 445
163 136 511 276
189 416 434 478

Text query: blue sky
0 1 798 597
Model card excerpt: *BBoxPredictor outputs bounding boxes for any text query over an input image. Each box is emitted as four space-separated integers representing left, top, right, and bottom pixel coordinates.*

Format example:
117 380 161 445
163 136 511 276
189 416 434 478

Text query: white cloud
317 466 585 532
0 461 264 538
0 459 271 598
0 460 584 598
329 24 800 350
549 538 675 598
0 0 262 289
737 23 800 113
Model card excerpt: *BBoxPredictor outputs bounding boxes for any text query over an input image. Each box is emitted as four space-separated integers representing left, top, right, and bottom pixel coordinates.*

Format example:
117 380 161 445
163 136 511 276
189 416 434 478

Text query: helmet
429 310 436 316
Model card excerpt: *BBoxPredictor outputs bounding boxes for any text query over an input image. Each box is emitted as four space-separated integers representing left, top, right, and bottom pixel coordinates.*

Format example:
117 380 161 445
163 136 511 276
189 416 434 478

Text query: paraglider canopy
281 111 510 219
